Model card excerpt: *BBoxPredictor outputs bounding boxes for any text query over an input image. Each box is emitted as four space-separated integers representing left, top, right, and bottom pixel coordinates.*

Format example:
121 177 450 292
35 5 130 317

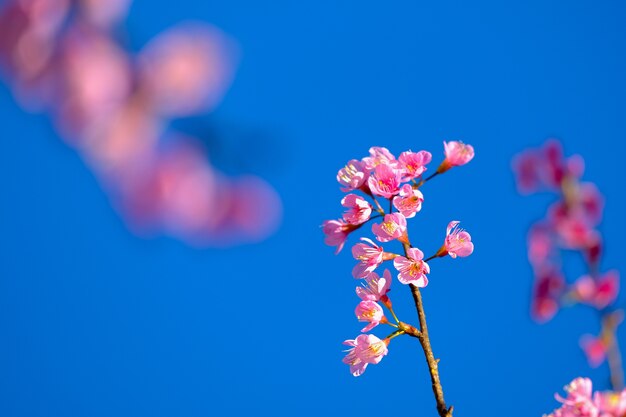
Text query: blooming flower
372 213 407 243
354 300 385 332
544 377 626 417
367 163 402 198
398 150 432 180
352 238 384 278
392 184 424 218
356 269 392 302
362 146 396 170
571 271 619 310
342 334 389 376
322 219 355 254
438 141 474 173
579 335 606 368
393 247 430 287
341 194 372 225
337 159 369 192
437 221 474 258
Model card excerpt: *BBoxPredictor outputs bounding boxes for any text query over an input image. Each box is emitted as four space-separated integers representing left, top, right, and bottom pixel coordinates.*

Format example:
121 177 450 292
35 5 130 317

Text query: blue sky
1 1 625 416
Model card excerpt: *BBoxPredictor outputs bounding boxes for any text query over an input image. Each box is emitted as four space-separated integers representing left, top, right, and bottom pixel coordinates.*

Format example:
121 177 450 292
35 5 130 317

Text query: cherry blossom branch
403 242 453 417
603 312 624 390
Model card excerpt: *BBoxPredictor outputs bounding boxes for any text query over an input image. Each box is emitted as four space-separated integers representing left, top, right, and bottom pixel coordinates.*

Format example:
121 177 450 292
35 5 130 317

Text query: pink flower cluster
544 377 626 417
513 141 620 344
0 0 281 245
324 143 475 376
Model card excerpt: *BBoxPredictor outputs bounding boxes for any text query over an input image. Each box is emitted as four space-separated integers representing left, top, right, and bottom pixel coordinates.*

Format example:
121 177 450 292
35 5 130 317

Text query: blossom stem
386 329 406 341
602 311 624 390
387 304 401 324
424 255 437 262
402 241 453 417
415 171 440 188
370 196 385 215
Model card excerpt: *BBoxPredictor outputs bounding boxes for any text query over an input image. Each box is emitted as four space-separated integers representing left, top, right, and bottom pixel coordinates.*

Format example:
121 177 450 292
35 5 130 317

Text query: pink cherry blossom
393 247 430 287
531 269 565 323
527 223 553 267
580 335 607 368
392 184 424 218
438 141 474 173
356 269 391 302
545 378 598 417
342 334 389 376
398 150 432 180
362 146 396 170
367 163 402 198
322 219 355 254
572 271 619 309
593 390 626 417
372 213 407 243
352 238 386 278
337 159 369 192
341 194 372 225
355 300 385 332
440 221 474 258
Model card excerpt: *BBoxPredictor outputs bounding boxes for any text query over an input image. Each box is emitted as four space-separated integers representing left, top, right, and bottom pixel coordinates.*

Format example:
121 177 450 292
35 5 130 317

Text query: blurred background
0 1 625 416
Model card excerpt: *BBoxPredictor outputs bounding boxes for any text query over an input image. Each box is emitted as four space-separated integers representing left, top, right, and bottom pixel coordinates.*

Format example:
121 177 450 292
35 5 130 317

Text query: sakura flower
367 163 402 198
352 238 384 278
362 146 396 170
372 213 407 243
342 334 389 377
337 159 369 192
512 149 543 194
356 269 391 302
392 184 424 218
393 247 430 287
436 221 474 258
354 300 386 332
322 219 356 254
341 194 372 225
571 271 619 310
398 150 432 180
579 335 607 368
593 389 626 417
528 223 554 267
531 269 565 322
438 141 474 173
545 378 598 417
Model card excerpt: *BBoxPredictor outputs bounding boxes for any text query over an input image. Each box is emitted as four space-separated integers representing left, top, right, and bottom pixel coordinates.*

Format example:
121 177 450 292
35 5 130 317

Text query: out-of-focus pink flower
572 271 619 310
352 238 384 278
393 247 430 287
337 159 369 192
342 334 389 377
512 149 542 193
354 300 385 332
437 221 474 258
322 219 354 254
554 214 600 250
341 194 372 225
438 141 474 173
528 223 553 267
531 269 565 322
356 269 391 302
77 0 132 28
362 146 396 170
137 23 236 117
398 150 431 180
367 163 402 198
579 335 607 368
578 182 604 226
372 213 407 243
392 184 423 219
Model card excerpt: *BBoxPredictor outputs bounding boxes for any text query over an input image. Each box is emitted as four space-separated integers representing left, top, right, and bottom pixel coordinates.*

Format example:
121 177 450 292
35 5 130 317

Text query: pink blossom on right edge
544 377 626 417
342 334 389 377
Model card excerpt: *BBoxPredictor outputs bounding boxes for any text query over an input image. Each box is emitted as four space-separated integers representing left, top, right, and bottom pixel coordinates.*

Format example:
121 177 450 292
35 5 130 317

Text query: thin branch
403 242 453 417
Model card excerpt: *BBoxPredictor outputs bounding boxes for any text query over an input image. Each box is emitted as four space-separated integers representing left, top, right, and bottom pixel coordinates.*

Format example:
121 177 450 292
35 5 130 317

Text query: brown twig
403 242 453 417
603 311 624 390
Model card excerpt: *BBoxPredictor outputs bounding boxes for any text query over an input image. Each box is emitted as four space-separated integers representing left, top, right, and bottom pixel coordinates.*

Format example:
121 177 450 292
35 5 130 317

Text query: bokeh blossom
0 0 281 246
